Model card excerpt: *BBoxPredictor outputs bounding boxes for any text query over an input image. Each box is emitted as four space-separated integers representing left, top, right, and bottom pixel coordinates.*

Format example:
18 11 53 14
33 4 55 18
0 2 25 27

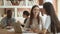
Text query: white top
24 18 40 28
24 18 42 31
41 14 51 32
24 15 51 32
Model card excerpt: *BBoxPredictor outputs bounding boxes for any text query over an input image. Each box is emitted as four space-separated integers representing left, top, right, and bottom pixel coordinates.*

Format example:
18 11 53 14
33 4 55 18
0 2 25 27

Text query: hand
6 26 12 29
38 29 47 34
43 29 47 34
31 28 40 33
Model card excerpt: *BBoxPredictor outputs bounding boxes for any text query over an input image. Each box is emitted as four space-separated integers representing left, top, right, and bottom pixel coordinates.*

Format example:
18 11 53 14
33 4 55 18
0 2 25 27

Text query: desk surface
0 28 37 34
0 28 60 34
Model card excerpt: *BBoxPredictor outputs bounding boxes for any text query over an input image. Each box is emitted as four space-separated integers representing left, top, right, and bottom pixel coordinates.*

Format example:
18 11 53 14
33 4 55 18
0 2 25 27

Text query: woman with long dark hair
24 5 51 34
24 5 41 33
43 2 60 34
29 5 41 33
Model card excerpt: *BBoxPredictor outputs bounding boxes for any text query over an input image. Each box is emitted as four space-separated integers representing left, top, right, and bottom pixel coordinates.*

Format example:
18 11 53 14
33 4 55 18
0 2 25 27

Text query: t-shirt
24 15 51 31
41 15 51 32
24 17 43 31
1 17 15 27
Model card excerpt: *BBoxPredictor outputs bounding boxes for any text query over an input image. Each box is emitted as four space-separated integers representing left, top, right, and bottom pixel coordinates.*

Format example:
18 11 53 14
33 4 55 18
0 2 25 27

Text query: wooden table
0 28 37 34
0 29 21 34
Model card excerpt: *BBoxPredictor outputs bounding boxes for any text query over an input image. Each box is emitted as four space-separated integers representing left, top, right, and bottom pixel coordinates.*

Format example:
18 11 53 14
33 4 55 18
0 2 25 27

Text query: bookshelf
0 0 57 23
0 0 43 18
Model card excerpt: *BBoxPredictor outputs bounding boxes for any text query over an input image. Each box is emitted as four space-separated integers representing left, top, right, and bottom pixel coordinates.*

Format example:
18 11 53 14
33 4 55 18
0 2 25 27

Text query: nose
35 11 37 14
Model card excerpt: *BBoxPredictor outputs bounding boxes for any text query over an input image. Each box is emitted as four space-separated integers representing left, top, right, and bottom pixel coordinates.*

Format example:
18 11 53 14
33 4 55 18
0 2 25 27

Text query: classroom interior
0 0 60 34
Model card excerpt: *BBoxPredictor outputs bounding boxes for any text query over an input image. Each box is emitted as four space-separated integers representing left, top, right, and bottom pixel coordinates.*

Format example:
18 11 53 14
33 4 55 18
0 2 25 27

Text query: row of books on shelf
0 0 36 6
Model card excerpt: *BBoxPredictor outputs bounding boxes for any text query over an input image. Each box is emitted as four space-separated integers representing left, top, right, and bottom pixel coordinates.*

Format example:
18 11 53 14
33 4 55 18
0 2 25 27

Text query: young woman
43 2 60 34
24 5 50 34
23 11 30 24
21 11 30 27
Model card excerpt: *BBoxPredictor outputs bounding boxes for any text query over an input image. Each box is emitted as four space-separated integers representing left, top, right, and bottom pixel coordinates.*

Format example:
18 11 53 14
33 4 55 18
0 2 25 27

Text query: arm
24 19 30 28
24 19 32 31
43 16 51 34
0 19 7 28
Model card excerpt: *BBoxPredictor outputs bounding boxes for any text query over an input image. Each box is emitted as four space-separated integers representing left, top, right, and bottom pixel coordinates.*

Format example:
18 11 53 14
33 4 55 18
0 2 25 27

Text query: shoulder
1 17 7 21
11 18 16 22
11 17 15 20
26 18 30 22
46 15 51 23
47 15 50 17
47 15 51 19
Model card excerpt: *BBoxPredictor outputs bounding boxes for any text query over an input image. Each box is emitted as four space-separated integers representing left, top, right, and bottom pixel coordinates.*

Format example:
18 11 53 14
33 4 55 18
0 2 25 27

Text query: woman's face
23 14 26 18
42 8 46 14
33 7 40 17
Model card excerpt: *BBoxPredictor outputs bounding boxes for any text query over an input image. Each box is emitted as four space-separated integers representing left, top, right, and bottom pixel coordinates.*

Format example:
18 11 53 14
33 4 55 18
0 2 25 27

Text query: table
0 28 37 34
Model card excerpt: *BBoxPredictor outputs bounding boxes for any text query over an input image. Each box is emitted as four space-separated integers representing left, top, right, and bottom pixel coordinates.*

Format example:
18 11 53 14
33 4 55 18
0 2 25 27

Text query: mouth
35 12 37 14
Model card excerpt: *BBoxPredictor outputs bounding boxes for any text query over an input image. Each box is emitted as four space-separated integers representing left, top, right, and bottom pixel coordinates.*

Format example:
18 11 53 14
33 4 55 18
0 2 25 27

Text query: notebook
13 21 22 33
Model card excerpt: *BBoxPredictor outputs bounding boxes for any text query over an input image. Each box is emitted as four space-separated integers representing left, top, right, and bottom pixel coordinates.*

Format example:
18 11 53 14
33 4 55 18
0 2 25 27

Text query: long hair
43 2 60 33
29 5 40 25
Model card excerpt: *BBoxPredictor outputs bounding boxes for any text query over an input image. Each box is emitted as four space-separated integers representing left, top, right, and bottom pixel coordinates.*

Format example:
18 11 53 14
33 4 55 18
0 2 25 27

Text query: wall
57 0 60 20
0 8 4 16
0 8 4 21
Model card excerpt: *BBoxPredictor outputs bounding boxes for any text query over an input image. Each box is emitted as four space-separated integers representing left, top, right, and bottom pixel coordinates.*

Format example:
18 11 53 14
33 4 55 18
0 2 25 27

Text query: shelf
0 0 43 18
0 5 43 8
0 6 32 8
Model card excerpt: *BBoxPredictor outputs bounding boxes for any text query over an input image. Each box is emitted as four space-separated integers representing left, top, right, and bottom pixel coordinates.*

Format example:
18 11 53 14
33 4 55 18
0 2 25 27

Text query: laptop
13 21 22 33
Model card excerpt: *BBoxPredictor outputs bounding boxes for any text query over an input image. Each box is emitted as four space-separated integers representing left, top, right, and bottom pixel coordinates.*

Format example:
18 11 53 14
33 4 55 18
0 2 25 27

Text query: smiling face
33 7 40 17
23 14 26 18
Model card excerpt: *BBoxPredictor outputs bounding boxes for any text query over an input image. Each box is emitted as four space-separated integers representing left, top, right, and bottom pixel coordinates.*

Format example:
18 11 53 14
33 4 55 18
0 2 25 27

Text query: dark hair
23 11 29 16
29 5 40 25
7 10 12 14
7 10 12 18
43 2 60 33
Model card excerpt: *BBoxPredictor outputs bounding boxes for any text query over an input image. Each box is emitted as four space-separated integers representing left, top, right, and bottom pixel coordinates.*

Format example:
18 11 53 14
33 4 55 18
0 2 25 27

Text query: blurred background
0 0 60 23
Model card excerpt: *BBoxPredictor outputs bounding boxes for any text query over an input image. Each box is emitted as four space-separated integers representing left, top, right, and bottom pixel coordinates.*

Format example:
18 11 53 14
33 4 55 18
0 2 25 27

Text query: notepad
13 22 22 33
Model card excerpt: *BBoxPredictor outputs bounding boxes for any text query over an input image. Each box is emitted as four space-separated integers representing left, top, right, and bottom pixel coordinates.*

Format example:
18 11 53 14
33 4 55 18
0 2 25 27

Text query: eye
34 9 36 11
